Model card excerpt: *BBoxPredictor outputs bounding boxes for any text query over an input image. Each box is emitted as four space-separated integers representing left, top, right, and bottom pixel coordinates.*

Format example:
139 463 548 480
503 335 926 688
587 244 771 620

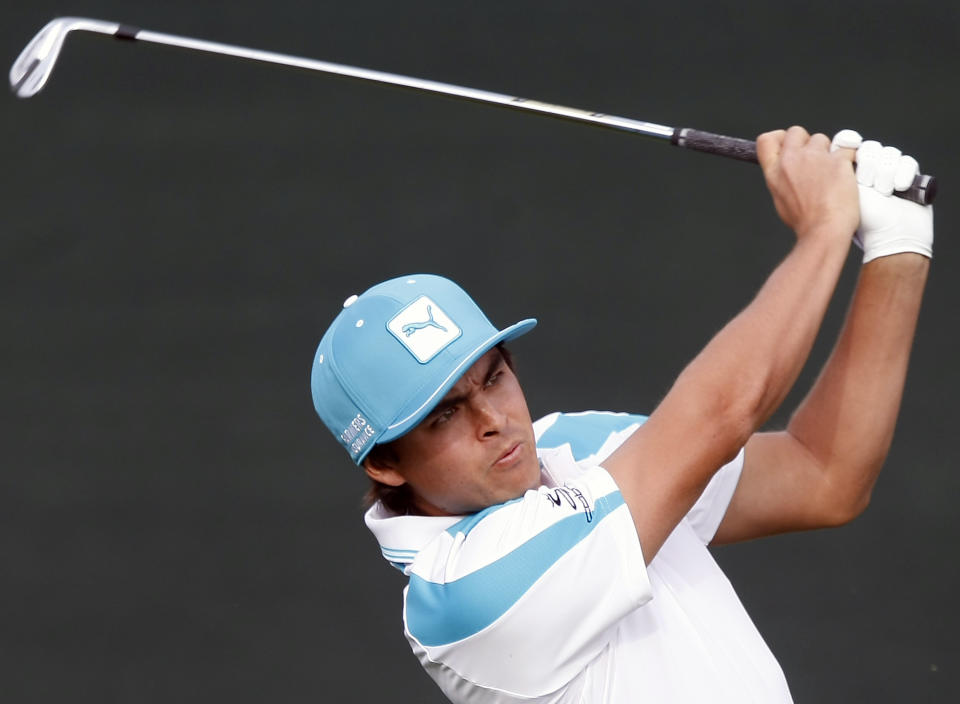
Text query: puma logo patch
402 305 448 336
388 296 462 363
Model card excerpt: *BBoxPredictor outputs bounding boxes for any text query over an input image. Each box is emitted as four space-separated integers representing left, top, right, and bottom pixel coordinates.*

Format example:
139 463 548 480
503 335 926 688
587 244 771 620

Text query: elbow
668 360 782 467
677 350 783 459
710 381 770 456
703 394 760 465
714 361 787 444
818 484 873 527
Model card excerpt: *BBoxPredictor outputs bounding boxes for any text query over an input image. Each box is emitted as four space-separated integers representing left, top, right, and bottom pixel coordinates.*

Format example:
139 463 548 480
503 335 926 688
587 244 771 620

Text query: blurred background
3 1 957 701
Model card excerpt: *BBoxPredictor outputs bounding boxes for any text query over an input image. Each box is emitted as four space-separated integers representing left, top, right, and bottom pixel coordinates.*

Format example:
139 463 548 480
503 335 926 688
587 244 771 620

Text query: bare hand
757 126 859 242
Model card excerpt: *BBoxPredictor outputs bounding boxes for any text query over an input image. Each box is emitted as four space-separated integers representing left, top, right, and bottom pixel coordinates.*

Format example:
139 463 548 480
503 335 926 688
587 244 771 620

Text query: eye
485 370 504 388
432 406 457 426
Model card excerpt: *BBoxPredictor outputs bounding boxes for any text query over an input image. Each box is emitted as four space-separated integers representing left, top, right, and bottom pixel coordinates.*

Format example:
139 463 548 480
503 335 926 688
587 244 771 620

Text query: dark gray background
3 1 957 701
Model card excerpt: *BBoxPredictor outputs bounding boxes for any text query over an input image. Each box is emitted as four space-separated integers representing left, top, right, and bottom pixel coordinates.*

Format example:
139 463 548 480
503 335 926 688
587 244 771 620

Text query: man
310 127 932 702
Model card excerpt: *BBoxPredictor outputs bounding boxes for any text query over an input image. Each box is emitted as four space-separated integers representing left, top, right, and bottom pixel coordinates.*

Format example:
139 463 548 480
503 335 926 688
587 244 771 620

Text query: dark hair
363 344 516 515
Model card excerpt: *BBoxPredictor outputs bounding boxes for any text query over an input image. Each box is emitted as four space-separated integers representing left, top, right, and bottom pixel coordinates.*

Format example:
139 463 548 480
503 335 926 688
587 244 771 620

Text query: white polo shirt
365 411 793 703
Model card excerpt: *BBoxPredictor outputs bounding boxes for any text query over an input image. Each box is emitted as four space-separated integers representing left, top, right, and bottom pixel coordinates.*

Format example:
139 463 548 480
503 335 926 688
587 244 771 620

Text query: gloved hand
831 129 933 263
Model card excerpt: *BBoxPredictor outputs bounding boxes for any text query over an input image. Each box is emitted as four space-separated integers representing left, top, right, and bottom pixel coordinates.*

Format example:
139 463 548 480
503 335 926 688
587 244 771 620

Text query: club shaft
126 28 937 205
133 28 676 141
9 18 938 205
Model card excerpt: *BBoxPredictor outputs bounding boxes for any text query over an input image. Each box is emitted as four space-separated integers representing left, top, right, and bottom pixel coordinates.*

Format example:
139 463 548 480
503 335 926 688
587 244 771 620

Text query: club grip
671 127 937 205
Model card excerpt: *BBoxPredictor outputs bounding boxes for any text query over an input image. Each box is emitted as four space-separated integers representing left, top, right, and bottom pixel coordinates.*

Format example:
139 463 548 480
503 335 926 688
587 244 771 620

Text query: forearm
681 230 850 445
609 229 851 560
713 131 933 543
676 127 859 453
786 253 929 515
635 228 851 510
605 127 861 561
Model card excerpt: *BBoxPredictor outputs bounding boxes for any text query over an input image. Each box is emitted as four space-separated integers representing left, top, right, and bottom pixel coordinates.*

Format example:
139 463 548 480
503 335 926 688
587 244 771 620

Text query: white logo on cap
341 413 375 456
387 296 461 363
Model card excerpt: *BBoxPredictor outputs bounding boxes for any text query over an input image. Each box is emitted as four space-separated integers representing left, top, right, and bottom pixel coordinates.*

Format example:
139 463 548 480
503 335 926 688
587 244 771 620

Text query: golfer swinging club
310 126 932 703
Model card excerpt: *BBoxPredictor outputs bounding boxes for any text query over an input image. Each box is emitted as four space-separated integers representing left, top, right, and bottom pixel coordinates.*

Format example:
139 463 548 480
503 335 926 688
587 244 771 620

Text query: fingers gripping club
831 130 934 262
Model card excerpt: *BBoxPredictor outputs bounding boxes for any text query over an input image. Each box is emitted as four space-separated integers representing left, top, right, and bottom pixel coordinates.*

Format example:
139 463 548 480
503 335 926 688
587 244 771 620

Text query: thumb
830 129 861 164
756 129 786 171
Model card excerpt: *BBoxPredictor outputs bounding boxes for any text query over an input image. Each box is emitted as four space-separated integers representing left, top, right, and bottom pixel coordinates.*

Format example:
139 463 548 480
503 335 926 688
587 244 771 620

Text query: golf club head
10 17 120 98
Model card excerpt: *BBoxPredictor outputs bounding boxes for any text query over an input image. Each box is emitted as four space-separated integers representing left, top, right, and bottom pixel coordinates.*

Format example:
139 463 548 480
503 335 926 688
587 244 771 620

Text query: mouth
493 441 523 468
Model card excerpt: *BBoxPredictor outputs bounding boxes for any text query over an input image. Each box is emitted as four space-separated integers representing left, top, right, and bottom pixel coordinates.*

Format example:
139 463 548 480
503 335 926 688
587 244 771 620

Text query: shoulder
405 467 634 634
403 469 651 698
535 410 648 465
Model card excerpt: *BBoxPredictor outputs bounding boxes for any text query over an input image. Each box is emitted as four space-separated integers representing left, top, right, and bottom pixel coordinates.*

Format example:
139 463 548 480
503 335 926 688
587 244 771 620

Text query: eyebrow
427 352 504 419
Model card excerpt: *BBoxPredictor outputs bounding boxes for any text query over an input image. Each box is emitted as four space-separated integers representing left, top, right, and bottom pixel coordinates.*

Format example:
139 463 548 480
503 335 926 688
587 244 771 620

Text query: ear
363 456 407 488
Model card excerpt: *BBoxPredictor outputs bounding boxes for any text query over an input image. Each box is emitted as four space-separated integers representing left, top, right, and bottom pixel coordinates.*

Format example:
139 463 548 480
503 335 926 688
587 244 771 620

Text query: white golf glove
831 129 933 263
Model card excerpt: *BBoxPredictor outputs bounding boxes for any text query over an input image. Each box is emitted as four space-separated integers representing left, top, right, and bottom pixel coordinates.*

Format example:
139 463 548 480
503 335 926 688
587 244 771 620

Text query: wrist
862 251 930 274
795 222 854 256
862 239 932 264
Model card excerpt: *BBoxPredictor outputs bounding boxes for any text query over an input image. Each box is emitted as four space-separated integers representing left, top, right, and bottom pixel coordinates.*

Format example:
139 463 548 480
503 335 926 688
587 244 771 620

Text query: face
365 348 541 516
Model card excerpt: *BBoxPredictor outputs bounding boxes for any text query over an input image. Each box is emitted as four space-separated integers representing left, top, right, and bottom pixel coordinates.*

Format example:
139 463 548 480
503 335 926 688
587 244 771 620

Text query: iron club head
10 17 119 98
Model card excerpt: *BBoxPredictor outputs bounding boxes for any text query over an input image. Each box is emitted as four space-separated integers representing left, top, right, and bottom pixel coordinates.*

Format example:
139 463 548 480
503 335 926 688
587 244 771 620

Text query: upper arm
711 430 853 545
601 375 752 563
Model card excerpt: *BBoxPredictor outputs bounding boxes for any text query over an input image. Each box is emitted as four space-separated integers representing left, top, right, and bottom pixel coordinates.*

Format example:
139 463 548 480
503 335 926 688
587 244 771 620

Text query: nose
471 395 506 439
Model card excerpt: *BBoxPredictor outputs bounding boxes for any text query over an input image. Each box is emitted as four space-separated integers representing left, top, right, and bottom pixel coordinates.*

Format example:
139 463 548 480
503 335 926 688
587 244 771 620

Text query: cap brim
375 318 537 446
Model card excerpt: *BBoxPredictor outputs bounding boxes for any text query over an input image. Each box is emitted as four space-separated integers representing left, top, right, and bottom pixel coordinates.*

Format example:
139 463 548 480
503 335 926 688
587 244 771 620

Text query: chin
509 459 543 496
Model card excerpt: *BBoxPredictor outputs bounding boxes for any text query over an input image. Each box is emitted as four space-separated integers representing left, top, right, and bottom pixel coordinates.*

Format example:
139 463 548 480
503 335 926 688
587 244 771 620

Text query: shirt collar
364 502 461 572
364 444 583 571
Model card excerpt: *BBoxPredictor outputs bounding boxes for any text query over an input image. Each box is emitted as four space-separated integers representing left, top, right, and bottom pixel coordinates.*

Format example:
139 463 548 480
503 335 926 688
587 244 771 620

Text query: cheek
401 436 481 491
500 373 530 410
513 393 532 420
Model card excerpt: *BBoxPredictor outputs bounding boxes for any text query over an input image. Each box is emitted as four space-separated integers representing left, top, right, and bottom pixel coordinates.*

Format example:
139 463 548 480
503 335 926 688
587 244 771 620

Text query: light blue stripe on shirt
446 495 525 538
382 548 419 556
537 412 647 461
406 490 626 647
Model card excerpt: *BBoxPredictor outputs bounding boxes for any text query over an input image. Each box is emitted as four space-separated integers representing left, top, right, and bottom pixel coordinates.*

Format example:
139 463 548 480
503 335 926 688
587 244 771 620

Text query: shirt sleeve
403 466 651 699
684 448 745 544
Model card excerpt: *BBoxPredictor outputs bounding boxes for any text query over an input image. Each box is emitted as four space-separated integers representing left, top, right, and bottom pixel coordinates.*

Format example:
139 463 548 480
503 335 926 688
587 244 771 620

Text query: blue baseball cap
311 274 537 464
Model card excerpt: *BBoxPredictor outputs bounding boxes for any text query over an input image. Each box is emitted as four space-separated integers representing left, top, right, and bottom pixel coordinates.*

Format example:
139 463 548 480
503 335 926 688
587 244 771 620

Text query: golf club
10 16 937 205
